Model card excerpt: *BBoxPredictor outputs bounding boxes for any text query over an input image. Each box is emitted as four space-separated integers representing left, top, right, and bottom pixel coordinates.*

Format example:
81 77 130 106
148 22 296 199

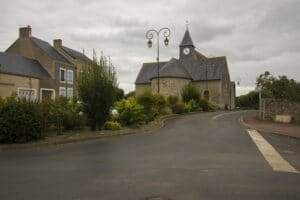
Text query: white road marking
247 129 299 173
212 111 245 120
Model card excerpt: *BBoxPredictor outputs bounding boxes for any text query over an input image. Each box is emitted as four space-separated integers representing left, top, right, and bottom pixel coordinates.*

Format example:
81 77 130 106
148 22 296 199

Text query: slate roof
135 61 168 84
180 29 195 47
135 52 228 84
183 56 227 81
31 37 71 64
61 46 92 62
159 58 191 79
135 28 229 84
0 52 51 79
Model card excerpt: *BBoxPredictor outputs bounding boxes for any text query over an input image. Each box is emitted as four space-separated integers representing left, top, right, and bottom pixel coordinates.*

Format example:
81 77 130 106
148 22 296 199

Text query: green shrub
173 102 185 114
137 91 155 118
42 97 86 131
184 102 193 113
103 121 121 130
198 99 217 111
152 93 167 115
78 56 117 130
137 91 167 120
181 83 200 103
0 97 43 143
167 95 179 106
115 98 145 125
125 91 135 99
184 100 201 113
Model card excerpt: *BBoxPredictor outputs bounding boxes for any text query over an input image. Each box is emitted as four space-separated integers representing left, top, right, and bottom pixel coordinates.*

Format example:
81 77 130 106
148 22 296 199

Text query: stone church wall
193 80 222 107
151 78 191 99
135 84 151 96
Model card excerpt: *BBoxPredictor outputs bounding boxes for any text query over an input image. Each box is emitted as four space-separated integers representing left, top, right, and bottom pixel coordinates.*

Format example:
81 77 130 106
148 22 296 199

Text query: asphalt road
0 111 299 200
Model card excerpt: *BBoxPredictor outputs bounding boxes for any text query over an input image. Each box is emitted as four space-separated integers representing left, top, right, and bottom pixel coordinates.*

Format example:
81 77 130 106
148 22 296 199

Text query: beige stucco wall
151 78 191 98
0 73 39 99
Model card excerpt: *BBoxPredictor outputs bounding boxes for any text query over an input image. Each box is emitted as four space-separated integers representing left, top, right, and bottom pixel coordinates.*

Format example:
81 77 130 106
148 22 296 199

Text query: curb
0 113 190 151
0 111 212 151
239 116 300 139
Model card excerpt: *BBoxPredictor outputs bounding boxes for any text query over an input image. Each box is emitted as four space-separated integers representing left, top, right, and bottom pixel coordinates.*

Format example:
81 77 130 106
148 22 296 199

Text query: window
203 90 210 101
18 88 36 101
40 88 55 101
67 88 73 98
59 87 66 97
60 68 66 82
67 70 73 84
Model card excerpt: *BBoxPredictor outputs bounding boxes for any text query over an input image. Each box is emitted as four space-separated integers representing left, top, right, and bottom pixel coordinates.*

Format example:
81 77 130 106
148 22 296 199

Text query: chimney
53 39 62 48
19 25 32 39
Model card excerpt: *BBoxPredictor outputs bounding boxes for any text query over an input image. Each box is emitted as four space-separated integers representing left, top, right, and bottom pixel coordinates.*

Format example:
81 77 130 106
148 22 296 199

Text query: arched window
203 90 210 101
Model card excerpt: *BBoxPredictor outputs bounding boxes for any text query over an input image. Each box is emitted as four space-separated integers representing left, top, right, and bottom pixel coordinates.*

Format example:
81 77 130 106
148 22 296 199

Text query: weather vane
185 20 189 29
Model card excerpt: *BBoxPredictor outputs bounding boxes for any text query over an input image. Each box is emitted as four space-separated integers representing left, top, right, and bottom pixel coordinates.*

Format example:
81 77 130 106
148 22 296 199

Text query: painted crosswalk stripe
247 129 299 173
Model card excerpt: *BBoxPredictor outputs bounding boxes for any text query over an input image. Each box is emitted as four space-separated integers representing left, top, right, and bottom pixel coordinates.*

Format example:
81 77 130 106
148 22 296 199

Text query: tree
181 83 200 103
78 54 117 130
125 91 135 99
115 88 125 101
256 71 300 102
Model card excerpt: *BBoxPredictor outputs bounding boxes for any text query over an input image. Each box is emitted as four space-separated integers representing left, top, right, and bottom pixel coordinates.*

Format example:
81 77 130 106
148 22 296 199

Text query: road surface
0 111 299 200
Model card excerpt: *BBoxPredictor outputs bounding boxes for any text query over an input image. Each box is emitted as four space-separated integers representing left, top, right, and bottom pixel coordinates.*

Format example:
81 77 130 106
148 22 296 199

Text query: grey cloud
0 0 299 95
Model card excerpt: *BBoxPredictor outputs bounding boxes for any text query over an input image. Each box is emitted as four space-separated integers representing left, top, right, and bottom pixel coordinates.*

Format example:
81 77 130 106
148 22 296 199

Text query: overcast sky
0 0 299 96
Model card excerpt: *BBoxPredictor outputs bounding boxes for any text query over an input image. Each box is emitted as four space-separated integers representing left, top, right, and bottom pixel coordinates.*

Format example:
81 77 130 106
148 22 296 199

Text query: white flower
111 109 119 117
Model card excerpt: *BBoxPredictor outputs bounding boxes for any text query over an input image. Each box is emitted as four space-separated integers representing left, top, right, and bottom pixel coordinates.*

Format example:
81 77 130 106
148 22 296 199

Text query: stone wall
6 37 76 97
260 98 300 123
0 73 39 98
135 84 151 96
151 78 191 99
193 80 222 107
135 78 235 110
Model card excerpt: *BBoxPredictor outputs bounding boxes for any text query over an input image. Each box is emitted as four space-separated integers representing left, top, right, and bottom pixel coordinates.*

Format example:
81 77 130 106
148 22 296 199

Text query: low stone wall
260 98 300 123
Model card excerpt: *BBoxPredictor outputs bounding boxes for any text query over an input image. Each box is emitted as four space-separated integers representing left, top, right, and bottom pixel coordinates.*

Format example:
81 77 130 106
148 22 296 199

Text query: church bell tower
179 27 195 60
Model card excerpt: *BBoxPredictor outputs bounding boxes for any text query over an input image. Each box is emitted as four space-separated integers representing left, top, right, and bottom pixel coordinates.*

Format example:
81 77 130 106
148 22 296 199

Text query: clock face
183 47 190 55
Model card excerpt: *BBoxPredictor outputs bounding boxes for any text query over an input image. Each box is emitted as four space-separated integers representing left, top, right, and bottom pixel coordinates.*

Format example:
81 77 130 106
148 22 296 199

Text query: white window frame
59 87 66 97
67 69 74 84
17 87 37 101
67 87 73 98
59 68 66 83
40 88 55 101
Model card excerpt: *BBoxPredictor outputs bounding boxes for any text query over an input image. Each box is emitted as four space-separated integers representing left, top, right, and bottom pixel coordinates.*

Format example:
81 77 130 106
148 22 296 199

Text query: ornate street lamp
145 27 171 93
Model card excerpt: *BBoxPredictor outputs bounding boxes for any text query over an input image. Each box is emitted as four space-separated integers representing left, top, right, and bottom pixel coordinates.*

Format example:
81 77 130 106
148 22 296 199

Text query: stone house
135 28 235 109
0 26 91 100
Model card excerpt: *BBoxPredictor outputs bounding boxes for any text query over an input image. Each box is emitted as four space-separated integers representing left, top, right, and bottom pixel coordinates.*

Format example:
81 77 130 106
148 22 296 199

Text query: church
135 28 235 109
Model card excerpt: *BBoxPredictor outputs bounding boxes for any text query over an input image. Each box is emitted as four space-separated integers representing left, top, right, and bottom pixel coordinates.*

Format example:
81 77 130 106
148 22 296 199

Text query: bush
137 91 167 120
0 97 43 143
115 98 145 125
78 55 117 130
198 99 217 111
103 121 121 130
184 100 201 113
173 102 185 114
235 91 259 109
152 93 167 115
181 83 200 103
167 95 179 106
40 97 86 131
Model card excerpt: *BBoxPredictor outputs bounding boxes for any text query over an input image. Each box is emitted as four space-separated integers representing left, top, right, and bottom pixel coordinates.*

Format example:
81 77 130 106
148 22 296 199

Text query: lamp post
256 86 262 120
146 27 171 93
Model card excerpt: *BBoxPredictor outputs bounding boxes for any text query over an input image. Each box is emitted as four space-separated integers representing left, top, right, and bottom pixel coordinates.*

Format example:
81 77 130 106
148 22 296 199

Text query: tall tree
78 54 117 130
256 71 300 102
